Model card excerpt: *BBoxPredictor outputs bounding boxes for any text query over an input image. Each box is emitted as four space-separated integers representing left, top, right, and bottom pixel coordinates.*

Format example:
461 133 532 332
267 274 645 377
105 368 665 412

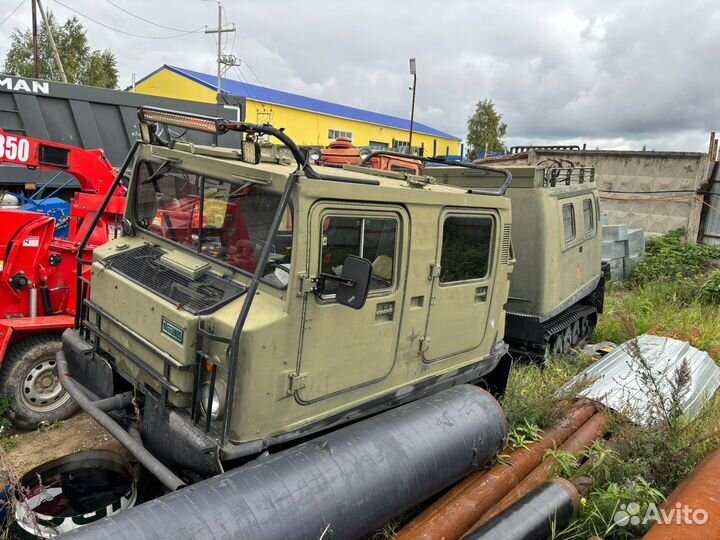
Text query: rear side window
562 204 575 243
583 199 594 234
440 216 493 283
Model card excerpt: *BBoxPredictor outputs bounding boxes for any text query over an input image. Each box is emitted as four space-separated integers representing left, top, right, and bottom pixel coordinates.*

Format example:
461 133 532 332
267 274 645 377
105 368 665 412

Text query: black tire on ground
0 335 79 430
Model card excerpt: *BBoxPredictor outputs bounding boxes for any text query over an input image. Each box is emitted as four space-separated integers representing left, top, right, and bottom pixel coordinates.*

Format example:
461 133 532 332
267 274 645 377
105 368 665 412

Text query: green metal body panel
430 166 602 320
86 143 513 446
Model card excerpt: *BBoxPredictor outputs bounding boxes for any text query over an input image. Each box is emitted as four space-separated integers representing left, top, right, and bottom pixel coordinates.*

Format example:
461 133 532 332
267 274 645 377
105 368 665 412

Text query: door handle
375 301 395 321
475 286 488 303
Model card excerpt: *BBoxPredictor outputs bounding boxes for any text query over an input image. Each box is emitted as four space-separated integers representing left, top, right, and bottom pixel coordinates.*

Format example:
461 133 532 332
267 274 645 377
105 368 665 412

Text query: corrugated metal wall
0 75 243 187
701 161 720 245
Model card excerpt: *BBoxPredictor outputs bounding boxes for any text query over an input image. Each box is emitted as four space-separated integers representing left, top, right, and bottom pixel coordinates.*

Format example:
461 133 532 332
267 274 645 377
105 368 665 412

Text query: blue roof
138 65 460 141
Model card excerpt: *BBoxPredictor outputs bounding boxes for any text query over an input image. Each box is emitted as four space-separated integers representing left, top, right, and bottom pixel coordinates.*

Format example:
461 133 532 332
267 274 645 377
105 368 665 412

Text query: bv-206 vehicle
316 144 606 358
59 107 515 487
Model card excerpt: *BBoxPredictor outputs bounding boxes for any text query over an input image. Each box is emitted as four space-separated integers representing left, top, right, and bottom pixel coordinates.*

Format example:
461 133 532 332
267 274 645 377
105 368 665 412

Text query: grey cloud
0 0 716 151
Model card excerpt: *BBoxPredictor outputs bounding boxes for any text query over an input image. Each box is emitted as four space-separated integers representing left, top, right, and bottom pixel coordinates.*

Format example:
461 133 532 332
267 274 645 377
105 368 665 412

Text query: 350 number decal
0 133 30 162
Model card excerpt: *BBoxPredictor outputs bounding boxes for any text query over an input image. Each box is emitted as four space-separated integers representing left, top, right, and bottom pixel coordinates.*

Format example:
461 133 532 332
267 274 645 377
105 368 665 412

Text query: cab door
422 210 498 362
297 203 408 402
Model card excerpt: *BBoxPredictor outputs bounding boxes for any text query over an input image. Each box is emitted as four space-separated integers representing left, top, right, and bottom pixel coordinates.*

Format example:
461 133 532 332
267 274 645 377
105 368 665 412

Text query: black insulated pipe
464 478 582 540
55 351 185 492
59 385 506 540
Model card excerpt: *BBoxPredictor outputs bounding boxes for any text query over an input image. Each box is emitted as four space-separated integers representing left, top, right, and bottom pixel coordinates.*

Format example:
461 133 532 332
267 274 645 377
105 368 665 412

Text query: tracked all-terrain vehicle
59 107 515 498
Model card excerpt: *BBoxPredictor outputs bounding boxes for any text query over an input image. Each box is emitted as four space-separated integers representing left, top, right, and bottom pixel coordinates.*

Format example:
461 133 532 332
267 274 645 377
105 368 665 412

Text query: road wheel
551 335 564 357
561 326 573 354
570 320 581 346
0 335 78 430
580 316 590 341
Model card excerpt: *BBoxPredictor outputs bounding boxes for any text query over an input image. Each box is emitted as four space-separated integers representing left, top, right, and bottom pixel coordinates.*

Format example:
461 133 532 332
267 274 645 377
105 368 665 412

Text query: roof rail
538 159 595 187
360 150 513 196
509 145 582 154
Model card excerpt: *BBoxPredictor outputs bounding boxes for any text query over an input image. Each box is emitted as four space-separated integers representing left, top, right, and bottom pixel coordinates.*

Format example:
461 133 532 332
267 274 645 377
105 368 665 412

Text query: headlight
358 147 372 161
200 380 226 420
309 149 321 161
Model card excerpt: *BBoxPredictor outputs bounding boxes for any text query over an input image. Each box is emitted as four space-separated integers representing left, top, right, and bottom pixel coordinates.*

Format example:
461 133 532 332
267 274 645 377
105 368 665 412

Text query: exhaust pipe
55 351 185 492
59 385 507 540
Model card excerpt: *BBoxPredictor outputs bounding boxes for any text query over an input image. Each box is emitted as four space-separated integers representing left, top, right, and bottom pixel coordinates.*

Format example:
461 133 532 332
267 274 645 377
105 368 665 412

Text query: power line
104 0 198 33
0 0 26 27
52 0 206 39
243 61 271 102
232 65 262 104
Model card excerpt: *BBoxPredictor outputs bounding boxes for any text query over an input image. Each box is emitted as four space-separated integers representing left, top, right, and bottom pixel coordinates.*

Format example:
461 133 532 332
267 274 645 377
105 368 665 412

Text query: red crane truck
0 130 124 429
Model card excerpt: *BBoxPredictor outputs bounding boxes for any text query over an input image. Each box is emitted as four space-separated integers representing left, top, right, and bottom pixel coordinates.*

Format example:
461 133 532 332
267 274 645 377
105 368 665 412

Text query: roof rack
360 150 513 196
509 145 582 154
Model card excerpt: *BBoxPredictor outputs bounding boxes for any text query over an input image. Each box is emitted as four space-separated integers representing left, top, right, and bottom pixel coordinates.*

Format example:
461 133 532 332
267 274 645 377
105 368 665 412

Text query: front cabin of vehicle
69 114 514 476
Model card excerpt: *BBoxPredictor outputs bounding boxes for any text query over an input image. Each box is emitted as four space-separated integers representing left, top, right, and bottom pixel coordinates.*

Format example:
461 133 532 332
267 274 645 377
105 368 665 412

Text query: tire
0 335 79 430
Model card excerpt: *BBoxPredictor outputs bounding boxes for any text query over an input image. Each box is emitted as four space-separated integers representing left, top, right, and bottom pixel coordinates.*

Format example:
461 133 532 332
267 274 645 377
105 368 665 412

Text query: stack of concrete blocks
602 220 645 280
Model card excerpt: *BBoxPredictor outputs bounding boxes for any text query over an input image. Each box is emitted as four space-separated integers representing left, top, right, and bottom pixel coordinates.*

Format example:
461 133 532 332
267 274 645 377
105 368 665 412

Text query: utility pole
408 58 417 155
204 2 236 104
36 0 67 83
31 0 39 78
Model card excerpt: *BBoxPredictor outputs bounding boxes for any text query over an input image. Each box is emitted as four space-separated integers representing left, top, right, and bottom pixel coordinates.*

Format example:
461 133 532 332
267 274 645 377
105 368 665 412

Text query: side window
440 216 493 283
321 216 397 296
583 199 594 235
562 204 575 243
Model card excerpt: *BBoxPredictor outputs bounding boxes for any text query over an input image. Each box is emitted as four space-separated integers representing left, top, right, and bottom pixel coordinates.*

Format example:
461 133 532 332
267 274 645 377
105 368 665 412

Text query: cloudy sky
1 0 718 151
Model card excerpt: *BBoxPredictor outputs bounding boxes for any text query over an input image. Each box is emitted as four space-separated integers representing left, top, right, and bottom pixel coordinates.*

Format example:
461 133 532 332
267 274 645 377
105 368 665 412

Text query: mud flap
481 353 513 398
142 392 221 478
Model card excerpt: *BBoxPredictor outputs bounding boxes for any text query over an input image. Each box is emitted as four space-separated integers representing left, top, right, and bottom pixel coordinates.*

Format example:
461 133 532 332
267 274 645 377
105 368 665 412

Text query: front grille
103 244 246 314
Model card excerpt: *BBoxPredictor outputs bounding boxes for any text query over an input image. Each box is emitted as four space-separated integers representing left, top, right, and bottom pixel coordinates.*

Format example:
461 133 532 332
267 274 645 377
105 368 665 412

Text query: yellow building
131 65 462 156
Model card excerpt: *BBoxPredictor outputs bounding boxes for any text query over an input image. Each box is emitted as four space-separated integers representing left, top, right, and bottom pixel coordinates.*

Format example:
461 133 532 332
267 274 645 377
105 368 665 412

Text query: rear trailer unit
432 163 605 358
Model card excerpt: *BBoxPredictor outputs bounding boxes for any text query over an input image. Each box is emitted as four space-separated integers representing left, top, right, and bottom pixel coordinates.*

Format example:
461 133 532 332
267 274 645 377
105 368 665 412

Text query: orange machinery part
463 411 610 537
643 447 720 539
396 400 597 540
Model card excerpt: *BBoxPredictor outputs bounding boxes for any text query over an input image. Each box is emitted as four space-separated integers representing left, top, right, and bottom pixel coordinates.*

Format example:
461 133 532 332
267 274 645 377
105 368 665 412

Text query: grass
494 230 720 539
594 280 720 355
501 354 597 432
0 399 14 452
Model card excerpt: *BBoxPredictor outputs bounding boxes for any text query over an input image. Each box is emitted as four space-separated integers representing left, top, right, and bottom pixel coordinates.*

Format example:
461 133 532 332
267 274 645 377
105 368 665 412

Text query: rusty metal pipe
463 411 609 536
643 447 720 539
397 400 597 540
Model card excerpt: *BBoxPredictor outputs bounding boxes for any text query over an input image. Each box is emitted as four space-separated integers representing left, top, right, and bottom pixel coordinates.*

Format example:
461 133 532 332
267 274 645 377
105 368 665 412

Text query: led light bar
138 107 220 134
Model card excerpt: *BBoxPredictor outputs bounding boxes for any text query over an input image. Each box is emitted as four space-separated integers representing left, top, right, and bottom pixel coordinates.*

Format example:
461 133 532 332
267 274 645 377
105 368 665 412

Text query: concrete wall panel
485 149 709 240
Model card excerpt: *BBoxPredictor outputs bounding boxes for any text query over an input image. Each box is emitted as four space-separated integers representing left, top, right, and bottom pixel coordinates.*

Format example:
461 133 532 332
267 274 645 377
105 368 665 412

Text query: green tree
3 12 118 88
466 99 508 159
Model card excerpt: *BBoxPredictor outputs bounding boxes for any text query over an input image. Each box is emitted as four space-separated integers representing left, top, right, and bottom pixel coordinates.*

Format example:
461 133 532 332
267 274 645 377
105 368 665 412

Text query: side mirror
315 255 372 310
336 255 372 309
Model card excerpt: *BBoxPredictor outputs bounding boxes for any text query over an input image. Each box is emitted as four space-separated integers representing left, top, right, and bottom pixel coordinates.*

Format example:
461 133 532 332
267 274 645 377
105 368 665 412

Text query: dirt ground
1 413 126 483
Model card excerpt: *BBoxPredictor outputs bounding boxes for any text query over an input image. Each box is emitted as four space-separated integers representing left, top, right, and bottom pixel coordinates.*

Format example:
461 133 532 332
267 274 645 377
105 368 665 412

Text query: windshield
134 160 293 287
